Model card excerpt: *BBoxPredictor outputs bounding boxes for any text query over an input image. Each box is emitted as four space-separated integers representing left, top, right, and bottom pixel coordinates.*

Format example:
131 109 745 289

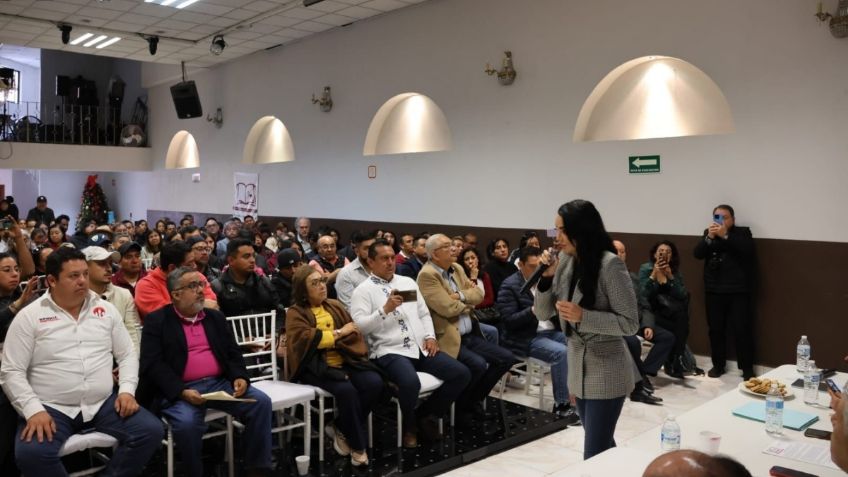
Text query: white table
626 365 844 477
548 447 657 477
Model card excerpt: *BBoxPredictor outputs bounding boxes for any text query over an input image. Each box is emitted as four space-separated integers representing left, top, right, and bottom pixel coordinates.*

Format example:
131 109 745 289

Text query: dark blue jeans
528 330 569 405
575 396 625 460
15 392 163 477
376 351 470 431
160 377 272 477
299 367 384 450
457 333 516 408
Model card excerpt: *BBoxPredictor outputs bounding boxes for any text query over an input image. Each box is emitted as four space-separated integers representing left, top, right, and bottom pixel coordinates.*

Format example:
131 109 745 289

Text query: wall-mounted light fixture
815 0 848 38
484 51 517 86
311 86 333 112
243 116 295 164
210 35 227 55
207 107 223 128
165 130 200 169
363 92 452 156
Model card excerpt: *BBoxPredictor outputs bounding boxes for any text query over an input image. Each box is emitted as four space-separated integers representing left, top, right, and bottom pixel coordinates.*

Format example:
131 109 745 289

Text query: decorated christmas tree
78 174 110 225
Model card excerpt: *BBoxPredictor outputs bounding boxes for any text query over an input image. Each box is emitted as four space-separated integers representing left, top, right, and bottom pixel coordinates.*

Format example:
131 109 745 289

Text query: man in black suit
693 204 757 380
140 267 272 477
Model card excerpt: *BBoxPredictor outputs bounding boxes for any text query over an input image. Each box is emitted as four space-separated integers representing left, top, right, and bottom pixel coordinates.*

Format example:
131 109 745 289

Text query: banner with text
233 172 258 219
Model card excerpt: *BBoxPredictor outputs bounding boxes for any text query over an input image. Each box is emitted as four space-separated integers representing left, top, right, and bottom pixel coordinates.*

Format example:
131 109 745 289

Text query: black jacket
485 259 518 297
693 226 756 294
211 269 283 318
139 306 249 408
26 207 55 226
496 271 559 354
396 256 424 279
271 274 293 311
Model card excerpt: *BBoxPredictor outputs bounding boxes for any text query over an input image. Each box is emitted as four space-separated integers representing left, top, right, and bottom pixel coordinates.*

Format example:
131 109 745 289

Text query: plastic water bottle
803 359 820 405
765 382 784 434
661 415 681 451
796 335 811 372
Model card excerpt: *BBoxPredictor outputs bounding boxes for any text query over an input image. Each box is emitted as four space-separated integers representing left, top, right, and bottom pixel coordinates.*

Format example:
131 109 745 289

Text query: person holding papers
139 267 272 477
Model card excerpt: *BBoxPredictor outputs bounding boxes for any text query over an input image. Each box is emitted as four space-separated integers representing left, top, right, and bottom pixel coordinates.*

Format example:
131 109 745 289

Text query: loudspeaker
169 81 203 119
56 75 70 97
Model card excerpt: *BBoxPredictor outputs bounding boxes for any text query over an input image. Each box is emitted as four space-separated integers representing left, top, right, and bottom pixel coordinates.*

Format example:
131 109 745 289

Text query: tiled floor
440 355 764 477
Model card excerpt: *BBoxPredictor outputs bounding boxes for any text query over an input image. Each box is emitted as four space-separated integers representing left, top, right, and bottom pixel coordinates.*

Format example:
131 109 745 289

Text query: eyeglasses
308 277 329 287
435 243 453 251
175 280 204 292
0 266 20 273
192 246 210 253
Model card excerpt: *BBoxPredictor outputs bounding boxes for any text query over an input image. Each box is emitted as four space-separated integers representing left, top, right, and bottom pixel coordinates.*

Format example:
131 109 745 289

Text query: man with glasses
85 246 142 353
141 267 272 477
112 241 147 297
188 236 221 283
418 234 515 425
1 247 162 476
308 235 349 300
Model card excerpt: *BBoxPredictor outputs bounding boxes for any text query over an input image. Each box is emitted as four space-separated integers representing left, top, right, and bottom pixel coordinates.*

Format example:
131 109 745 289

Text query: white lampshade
243 116 295 164
164 130 200 169
573 56 734 142
363 92 452 156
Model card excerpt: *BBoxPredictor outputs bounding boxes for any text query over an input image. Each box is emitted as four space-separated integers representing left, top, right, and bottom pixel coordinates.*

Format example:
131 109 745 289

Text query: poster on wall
233 172 258 219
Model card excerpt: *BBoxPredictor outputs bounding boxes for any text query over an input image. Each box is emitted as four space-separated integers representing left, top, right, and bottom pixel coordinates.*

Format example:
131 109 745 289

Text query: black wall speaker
170 81 203 119
56 75 70 97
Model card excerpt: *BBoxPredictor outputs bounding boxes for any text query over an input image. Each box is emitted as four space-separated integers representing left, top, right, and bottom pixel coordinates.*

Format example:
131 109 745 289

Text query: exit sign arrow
629 155 661 174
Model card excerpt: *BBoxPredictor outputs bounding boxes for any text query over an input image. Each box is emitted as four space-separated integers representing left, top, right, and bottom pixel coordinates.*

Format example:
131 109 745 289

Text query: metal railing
0 100 147 147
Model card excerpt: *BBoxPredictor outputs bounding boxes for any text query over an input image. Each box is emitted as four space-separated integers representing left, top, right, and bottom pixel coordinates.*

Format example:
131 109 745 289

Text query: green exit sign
629 155 661 174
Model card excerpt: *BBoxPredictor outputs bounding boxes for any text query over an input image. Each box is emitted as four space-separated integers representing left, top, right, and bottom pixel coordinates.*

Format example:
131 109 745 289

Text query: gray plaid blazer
534 250 639 400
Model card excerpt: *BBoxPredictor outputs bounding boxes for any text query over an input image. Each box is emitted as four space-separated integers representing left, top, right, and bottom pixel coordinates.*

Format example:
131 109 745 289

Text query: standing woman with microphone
534 200 639 460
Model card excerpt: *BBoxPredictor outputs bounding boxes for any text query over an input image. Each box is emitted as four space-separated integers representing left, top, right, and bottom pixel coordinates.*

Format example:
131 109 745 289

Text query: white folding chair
226 311 314 459
60 431 118 477
497 355 553 410
388 372 454 448
162 411 234 477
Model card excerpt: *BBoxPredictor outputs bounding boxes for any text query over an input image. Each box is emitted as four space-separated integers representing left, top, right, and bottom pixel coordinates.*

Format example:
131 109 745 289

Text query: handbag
473 306 501 325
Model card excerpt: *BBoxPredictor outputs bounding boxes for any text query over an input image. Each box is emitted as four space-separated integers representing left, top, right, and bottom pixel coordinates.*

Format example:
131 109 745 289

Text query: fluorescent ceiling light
176 0 201 8
96 37 121 49
161 0 179 6
70 33 94 45
83 35 108 47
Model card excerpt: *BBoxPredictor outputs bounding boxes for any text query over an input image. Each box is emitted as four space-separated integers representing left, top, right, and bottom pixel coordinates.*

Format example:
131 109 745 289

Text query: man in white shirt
335 230 377 308
350 239 470 448
84 246 142 353
0 247 162 477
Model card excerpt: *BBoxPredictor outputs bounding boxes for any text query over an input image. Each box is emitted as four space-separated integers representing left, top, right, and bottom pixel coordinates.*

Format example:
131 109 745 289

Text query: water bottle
803 359 820 405
796 335 811 372
765 382 784 434
661 415 681 451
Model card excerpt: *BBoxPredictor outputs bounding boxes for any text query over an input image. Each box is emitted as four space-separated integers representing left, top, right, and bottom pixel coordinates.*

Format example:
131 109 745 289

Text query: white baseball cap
82 246 120 263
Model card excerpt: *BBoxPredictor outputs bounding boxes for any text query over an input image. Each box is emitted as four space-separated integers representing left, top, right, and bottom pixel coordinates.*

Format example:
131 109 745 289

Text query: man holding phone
694 204 757 380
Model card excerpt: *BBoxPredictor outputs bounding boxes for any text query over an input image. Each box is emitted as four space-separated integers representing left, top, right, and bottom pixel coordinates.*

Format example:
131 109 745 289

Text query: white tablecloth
626 364 844 477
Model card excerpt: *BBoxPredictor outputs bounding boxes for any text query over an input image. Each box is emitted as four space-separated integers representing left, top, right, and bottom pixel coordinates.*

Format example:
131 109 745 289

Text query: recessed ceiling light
176 0 200 8
96 37 121 49
70 32 94 45
83 34 108 47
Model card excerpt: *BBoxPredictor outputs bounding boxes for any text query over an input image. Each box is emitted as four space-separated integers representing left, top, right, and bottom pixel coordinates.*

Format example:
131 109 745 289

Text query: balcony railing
0 101 147 147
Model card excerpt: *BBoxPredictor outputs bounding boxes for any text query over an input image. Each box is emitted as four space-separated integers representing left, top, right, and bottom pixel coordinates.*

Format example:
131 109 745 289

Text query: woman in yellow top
286 266 383 467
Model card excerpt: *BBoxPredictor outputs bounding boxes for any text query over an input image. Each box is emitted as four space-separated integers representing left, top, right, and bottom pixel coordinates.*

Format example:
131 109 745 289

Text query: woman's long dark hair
558 200 615 309
458 248 481 278
648 240 681 273
485 238 509 262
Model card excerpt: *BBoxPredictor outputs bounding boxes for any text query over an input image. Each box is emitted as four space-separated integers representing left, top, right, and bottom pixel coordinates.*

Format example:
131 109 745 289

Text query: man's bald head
643 450 751 477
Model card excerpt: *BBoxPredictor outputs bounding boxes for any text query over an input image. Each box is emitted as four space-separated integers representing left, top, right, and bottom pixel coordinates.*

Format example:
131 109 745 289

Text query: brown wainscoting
148 210 848 370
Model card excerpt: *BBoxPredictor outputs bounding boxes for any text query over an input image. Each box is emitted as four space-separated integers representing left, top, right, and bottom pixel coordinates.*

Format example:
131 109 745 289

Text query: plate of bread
738 377 793 399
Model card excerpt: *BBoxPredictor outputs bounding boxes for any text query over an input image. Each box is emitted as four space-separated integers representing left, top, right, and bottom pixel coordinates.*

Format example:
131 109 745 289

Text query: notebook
732 402 819 430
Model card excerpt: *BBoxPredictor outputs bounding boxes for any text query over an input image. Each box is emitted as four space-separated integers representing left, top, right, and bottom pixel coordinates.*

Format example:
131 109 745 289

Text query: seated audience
112 241 148 297
211 238 282 317
418 234 515 424
507 231 540 265
215 220 241 257
459 247 499 329
0 247 162 476
84 246 142 352
382 231 398 254
29 228 48 250
140 267 272 477
134 220 149 242
496 246 579 423
483 237 517 295
272 248 303 309
25 196 55 227
135 241 218 320
335 230 378 308
294 217 313 257
0 197 17 221
202 218 221 247
47 224 65 250
639 240 694 379
141 228 162 266
287 266 382 465
33 246 52 275
396 234 428 279
308 235 349 299
188 235 221 282
351 239 470 447
462 233 478 250
395 233 415 265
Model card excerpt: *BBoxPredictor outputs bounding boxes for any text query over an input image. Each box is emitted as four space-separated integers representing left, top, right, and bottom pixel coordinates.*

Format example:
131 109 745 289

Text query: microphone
519 247 556 295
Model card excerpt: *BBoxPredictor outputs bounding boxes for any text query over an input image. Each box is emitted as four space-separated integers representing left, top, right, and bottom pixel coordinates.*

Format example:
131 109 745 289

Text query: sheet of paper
763 439 839 470
200 391 256 402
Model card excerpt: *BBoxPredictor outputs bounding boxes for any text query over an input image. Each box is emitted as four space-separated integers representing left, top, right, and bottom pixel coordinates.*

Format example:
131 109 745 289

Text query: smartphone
826 378 841 393
18 275 47 293
0 219 12 230
804 428 832 440
713 214 724 225
395 290 417 303
769 466 819 477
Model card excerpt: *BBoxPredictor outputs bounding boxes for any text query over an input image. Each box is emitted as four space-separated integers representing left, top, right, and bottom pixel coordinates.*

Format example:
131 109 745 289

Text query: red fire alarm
368 165 377 179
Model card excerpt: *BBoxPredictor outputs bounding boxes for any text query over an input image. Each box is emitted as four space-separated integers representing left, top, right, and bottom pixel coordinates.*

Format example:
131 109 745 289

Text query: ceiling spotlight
148 36 159 55
59 24 73 45
210 35 226 56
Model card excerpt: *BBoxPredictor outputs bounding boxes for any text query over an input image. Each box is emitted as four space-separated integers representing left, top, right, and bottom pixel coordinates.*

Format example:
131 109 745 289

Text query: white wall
125 0 848 243
0 57 40 105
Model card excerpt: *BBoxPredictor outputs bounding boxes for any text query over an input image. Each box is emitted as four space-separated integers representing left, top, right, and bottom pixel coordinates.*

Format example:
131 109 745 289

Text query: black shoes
553 403 581 426
742 369 756 380
630 387 663 405
642 376 655 394
707 367 725 378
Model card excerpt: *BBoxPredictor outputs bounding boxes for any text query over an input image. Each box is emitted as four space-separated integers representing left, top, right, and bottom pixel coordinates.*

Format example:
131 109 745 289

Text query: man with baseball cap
25 196 55 227
84 246 142 352
112 242 147 297
271 248 302 309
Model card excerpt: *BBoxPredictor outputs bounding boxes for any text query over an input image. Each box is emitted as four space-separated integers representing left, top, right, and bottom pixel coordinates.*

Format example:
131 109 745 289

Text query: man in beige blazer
418 234 515 423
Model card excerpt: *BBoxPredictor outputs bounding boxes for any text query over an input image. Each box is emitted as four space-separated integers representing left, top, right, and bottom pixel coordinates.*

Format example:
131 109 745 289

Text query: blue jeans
457 333 516 407
575 396 625 460
160 377 272 477
528 330 569 405
15 392 163 477
479 322 499 345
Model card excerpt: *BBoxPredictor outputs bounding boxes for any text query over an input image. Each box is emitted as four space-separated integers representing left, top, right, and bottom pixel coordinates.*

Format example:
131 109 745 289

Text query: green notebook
732 402 819 430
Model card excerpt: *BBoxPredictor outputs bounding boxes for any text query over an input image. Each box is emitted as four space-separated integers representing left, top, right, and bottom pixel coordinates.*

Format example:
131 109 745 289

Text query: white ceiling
0 0 428 67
